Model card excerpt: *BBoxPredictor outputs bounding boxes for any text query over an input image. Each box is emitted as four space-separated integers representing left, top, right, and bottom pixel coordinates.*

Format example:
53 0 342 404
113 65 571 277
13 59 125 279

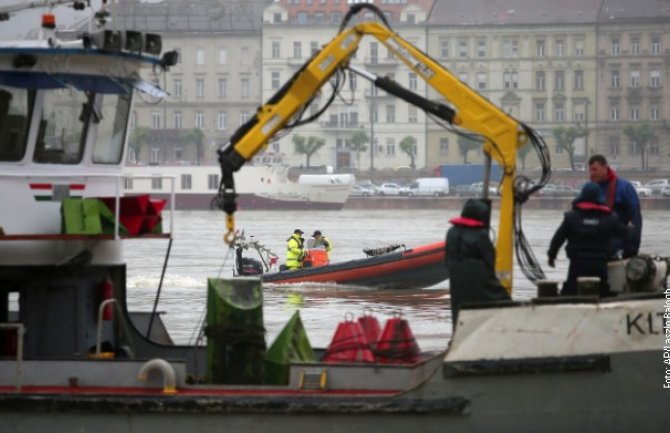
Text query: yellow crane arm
218 8 545 292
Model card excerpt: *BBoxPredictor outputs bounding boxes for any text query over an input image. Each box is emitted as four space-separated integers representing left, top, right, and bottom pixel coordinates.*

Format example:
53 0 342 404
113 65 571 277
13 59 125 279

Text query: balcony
319 120 360 131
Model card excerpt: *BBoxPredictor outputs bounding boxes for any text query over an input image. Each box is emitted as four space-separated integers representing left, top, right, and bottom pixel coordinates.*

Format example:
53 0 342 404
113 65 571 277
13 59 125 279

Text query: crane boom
217 6 549 292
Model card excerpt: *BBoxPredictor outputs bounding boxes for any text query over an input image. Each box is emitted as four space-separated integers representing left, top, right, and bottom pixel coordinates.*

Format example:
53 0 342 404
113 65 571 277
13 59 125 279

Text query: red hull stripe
0 385 399 397
69 184 86 190
29 183 52 190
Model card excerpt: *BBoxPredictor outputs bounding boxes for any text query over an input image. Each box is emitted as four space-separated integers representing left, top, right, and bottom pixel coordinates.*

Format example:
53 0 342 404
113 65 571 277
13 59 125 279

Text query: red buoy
375 312 420 364
357 310 381 350
323 313 375 363
101 277 114 320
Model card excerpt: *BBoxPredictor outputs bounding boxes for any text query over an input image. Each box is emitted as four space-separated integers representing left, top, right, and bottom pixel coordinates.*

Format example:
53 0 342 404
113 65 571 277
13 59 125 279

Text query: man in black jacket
547 182 629 297
446 199 510 328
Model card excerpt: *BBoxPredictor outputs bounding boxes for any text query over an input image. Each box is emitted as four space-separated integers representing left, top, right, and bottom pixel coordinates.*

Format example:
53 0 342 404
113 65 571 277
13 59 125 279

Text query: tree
552 125 589 170
292 134 326 167
348 130 369 169
399 135 417 169
179 128 205 164
623 123 655 170
127 126 150 163
457 135 482 164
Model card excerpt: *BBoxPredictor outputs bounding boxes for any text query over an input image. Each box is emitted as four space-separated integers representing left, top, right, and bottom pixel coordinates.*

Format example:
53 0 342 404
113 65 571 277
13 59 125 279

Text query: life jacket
286 234 305 269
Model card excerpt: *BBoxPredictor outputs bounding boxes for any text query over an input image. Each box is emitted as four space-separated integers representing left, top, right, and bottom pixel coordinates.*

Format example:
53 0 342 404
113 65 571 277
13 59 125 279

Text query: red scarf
449 217 485 227
575 202 611 213
604 167 617 209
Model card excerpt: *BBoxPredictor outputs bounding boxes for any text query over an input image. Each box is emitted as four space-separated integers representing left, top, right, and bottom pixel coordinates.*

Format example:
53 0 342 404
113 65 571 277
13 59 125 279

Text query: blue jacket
597 175 642 257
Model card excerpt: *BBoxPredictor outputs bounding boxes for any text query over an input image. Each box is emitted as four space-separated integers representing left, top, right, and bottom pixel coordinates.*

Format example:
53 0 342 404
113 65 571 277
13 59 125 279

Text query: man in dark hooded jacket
547 182 629 297
446 199 510 328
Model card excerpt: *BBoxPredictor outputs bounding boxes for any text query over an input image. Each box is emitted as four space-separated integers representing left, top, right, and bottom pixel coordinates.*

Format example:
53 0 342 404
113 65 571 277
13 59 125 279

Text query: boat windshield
93 91 132 165
34 87 89 164
0 85 32 162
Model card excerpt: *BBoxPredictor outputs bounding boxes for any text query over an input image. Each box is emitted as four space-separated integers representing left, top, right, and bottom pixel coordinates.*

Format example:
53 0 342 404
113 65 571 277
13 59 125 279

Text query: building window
650 70 661 88
534 102 545 121
408 106 418 123
218 78 227 98
151 112 160 129
631 37 640 55
370 42 378 64
439 138 449 155
297 11 308 25
195 111 204 129
174 111 182 129
218 48 227 64
331 12 342 24
271 71 281 89
503 39 518 58
554 103 565 121
503 71 519 89
651 36 661 55
196 48 205 65
408 72 417 91
440 38 449 58
386 104 395 123
151 176 162 190
608 136 619 156
181 174 192 190
271 41 280 59
610 106 619 121
310 41 319 55
477 39 486 57
293 41 302 59
386 138 395 156
458 39 468 58
575 40 584 56
406 13 415 24
536 40 545 57
314 12 325 24
535 71 545 90
350 73 357 90
173 79 182 97
273 12 281 23
208 174 219 190
217 112 226 130
630 106 639 121
630 70 640 88
476 72 486 89
611 38 620 55
240 111 250 125
196 78 205 98
611 70 620 88
555 39 565 57
573 70 584 90
650 106 660 120
574 111 585 122
554 71 564 91
241 78 250 98
240 46 250 66
174 146 181 161
150 148 160 163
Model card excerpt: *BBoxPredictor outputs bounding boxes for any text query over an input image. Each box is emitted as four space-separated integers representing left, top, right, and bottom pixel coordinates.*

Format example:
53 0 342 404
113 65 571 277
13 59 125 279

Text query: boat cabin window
34 88 88 164
0 86 31 162
93 92 132 165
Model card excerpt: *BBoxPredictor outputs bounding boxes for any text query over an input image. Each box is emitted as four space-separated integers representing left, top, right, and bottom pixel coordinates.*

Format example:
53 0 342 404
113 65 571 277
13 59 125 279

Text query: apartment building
262 0 435 170
595 0 670 171
111 0 269 164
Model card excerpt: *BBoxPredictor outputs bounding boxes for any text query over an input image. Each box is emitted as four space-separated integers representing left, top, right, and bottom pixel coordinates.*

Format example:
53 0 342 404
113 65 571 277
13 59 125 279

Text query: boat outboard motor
238 257 264 276
625 255 669 292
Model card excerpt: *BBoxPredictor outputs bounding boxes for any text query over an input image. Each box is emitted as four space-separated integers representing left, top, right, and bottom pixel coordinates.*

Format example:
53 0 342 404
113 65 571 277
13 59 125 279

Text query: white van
406 177 450 196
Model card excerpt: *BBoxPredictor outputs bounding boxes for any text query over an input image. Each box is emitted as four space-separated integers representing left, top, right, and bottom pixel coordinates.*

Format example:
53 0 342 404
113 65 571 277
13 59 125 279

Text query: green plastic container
206 277 265 384
265 310 316 385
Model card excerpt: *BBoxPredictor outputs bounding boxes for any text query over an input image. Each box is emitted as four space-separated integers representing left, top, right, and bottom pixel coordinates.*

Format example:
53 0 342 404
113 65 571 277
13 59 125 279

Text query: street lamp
369 85 375 170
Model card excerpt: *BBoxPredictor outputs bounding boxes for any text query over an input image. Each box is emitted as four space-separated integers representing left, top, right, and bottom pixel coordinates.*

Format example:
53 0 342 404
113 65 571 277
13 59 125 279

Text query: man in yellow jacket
286 229 306 270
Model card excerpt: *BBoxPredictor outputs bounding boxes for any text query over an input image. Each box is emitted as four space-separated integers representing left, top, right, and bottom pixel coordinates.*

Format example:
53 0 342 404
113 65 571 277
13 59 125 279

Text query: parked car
661 185 670 197
350 185 375 196
540 184 578 197
356 181 380 195
644 179 670 195
630 181 652 197
377 183 403 196
470 182 500 196
406 177 450 196
452 184 478 197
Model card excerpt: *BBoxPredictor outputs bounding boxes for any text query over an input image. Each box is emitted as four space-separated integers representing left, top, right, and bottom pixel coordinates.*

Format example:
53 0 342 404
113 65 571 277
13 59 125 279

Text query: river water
124 208 669 351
